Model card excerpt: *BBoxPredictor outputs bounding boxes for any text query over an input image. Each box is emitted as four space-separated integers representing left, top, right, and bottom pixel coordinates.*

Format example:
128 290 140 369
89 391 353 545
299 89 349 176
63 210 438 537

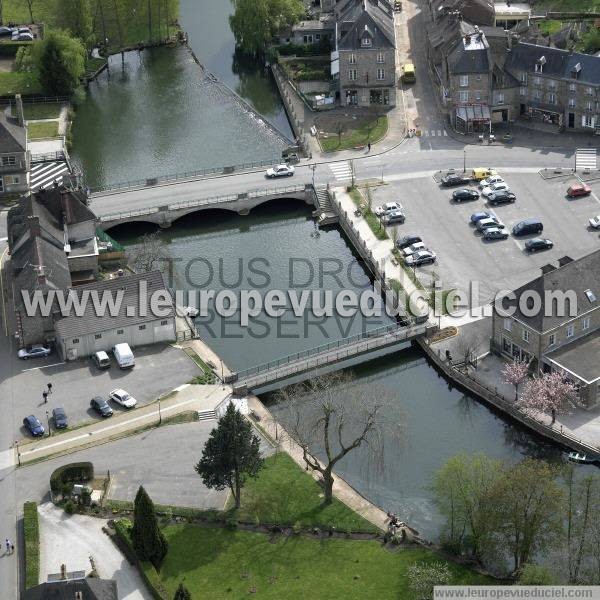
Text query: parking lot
372 171 600 306
14 344 201 441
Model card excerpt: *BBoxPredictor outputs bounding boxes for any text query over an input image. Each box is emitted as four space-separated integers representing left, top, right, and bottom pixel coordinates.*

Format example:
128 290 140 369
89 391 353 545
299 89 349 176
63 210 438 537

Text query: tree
275 371 398 505
518 371 577 421
173 583 192 600
132 486 168 568
25 0 34 22
230 0 304 56
502 359 529 401
57 0 93 47
194 403 263 509
518 564 558 585
495 459 564 574
407 562 452 600
128 231 170 273
36 31 86 96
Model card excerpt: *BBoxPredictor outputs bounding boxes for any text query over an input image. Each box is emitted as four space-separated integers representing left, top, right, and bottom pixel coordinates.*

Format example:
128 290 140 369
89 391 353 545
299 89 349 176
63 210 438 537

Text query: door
568 112 575 128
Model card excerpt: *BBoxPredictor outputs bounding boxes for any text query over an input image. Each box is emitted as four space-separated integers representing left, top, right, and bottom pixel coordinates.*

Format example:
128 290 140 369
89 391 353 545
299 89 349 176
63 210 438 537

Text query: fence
7 95 70 104
96 228 125 253
30 151 66 164
421 340 600 456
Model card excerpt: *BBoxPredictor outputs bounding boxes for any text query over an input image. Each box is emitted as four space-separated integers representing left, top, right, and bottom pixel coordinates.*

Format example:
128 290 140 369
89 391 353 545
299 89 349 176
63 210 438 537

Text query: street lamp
14 441 20 467
158 398 162 426
463 149 466 173
45 410 51 437
310 163 316 188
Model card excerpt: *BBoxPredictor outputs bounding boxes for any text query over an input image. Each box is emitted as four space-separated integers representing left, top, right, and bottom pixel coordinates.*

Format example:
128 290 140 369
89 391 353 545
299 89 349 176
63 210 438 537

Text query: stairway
315 188 338 226
196 409 217 422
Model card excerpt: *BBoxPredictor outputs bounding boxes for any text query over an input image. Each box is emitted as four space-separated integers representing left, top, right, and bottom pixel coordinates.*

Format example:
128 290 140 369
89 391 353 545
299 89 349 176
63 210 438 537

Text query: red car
567 183 592 198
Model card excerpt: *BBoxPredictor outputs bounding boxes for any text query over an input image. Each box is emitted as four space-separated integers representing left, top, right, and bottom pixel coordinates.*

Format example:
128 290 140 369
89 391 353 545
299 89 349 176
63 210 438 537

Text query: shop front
455 104 491 134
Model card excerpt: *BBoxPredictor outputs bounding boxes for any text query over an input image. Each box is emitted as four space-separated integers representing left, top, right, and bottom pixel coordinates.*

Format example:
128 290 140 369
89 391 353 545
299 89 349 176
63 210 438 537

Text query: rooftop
0 106 26 153
23 577 118 600
546 330 600 384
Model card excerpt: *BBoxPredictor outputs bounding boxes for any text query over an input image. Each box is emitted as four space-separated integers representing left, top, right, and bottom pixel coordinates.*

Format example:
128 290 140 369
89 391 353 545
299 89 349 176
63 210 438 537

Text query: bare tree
25 0 34 22
127 231 170 273
274 371 399 505
452 330 486 368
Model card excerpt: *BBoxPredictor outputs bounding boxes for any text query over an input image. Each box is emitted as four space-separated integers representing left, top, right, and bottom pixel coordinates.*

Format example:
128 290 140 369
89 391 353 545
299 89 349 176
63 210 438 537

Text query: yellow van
471 167 497 181
401 63 415 83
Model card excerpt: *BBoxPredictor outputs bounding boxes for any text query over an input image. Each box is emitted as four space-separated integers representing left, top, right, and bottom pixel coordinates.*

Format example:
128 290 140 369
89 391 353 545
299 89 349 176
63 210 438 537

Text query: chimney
27 215 41 239
558 256 573 267
60 564 67 580
465 34 471 45
541 264 556 274
14 94 25 128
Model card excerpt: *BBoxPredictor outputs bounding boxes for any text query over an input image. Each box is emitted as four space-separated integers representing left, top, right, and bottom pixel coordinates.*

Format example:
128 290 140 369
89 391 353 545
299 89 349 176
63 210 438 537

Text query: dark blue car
470 211 493 224
23 415 45 437
52 407 68 429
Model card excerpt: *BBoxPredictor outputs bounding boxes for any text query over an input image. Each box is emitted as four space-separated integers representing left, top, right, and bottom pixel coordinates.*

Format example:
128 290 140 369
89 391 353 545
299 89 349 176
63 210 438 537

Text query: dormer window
571 62 581 79
361 36 372 47
535 55 546 73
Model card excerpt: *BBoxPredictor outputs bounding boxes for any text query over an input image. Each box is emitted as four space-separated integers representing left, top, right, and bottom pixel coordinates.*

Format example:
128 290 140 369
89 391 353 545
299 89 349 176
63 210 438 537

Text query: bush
50 462 94 494
275 39 331 56
226 515 238 531
64 500 77 514
23 502 39 589
0 42 30 57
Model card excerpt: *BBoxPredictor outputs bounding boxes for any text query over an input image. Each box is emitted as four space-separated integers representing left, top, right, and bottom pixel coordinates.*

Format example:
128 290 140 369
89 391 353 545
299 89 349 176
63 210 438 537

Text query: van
113 343 135 369
512 218 543 237
92 350 111 369
401 63 415 83
471 167 497 181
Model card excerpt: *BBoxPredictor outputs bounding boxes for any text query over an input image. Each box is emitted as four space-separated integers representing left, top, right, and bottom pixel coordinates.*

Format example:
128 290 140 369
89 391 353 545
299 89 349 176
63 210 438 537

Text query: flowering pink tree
518 371 578 423
502 360 530 401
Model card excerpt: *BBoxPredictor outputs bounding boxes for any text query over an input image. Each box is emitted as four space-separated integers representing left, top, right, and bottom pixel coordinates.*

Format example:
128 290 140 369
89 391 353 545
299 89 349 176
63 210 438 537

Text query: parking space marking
590 191 600 206
21 362 66 373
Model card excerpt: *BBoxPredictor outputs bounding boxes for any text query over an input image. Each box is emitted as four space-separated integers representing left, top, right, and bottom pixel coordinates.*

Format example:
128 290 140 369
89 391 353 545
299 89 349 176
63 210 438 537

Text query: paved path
38 503 153 599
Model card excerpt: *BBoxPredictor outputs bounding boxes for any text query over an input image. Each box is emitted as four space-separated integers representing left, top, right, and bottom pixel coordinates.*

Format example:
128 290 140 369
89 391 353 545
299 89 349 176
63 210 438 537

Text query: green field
0 71 42 95
27 121 59 139
14 102 62 119
231 453 378 533
157 525 492 600
320 116 388 152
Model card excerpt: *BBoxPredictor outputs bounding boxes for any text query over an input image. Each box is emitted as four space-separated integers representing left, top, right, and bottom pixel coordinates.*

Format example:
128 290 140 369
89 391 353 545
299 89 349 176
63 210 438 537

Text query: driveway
38 502 153 599
13 344 200 440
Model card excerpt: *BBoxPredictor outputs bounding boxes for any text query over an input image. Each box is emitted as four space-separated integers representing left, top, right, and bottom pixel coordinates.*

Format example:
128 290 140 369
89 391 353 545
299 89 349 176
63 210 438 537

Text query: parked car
17 344 51 360
52 407 68 429
403 241 427 257
481 182 510 197
483 227 509 240
476 217 504 232
375 201 402 217
513 218 543 236
406 249 436 266
92 350 111 369
471 167 497 181
479 175 504 188
109 388 137 408
396 234 422 249
266 164 294 178
23 415 44 436
0 26 14 36
382 209 405 225
487 190 516 206
113 343 135 369
525 238 553 252
441 173 470 187
90 396 113 418
470 211 494 224
11 32 33 41
589 215 600 229
452 188 479 203
567 183 591 198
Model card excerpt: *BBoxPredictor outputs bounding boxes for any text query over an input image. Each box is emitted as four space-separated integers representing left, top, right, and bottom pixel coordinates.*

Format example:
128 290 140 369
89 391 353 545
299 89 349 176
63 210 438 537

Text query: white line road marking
0 449 15 470
590 191 600 206
21 361 66 372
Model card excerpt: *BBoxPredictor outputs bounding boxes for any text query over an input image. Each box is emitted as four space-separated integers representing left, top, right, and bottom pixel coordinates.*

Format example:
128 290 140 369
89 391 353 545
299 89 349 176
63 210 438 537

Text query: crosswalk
421 129 448 137
329 161 353 181
575 148 597 171
30 161 70 192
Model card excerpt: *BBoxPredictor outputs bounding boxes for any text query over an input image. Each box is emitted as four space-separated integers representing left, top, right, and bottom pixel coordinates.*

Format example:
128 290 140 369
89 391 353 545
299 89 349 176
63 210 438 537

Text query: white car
109 388 137 408
375 201 402 217
589 215 600 229
406 249 436 266
18 344 51 360
479 175 504 188
403 241 426 257
266 164 294 178
481 182 510 197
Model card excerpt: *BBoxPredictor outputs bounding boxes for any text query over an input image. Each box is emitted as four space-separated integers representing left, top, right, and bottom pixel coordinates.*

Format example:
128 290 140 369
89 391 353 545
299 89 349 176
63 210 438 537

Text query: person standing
47 383 53 395
5 538 11 554
42 391 48 404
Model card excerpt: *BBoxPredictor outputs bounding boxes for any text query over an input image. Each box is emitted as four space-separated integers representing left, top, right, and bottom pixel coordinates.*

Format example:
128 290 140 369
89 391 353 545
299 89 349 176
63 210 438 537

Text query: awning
456 105 490 123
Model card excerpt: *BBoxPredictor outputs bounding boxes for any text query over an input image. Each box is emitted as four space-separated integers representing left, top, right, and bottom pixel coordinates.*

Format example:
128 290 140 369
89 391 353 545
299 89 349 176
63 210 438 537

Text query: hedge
0 41 33 57
23 502 39 589
275 40 331 56
49 462 94 494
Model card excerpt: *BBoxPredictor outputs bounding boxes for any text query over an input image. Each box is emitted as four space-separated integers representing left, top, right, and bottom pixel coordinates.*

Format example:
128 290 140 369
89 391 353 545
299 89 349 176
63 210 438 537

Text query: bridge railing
89 157 282 195
31 151 66 164
224 321 425 384
98 206 160 222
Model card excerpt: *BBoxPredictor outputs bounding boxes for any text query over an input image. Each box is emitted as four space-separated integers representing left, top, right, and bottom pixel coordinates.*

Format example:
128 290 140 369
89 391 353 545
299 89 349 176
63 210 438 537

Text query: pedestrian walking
42 391 48 404
10 543 14 554
367 142 371 152
47 383 53 395
5 538 11 554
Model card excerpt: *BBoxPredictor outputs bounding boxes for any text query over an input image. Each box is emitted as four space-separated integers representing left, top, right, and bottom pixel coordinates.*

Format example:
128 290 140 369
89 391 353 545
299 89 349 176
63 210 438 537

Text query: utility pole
463 149 466 173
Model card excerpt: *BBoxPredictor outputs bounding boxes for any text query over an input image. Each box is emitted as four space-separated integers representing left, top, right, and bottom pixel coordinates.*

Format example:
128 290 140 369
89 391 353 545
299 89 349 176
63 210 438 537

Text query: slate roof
500 250 600 333
448 33 490 73
338 0 395 50
429 0 495 26
0 107 26 153
546 330 600 384
54 270 174 338
23 578 118 600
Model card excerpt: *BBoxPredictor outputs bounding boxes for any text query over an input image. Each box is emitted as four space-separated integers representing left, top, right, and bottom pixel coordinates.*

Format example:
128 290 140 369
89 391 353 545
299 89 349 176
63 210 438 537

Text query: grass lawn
348 186 388 241
232 453 378 533
28 121 60 139
537 20 562 36
157 525 493 600
0 71 43 96
14 102 62 120
535 0 600 9
23 502 39 589
320 116 388 152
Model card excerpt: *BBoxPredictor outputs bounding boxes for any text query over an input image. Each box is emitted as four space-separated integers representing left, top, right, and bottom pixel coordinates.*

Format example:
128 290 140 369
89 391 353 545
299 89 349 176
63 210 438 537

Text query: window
566 324 574 338
568 98 575 108
361 36 371 47
315 34 321 41
459 75 468 87
520 72 527 84
303 35 313 44
534 90 541 100
548 93 556 104
548 333 555 346
582 317 590 330
348 69 357 81
1 155 15 166
586 100 593 111
585 289 597 303
503 318 512 331
377 52 384 63
161 320 168 326
497 92 505 104
94 334 102 340
522 329 530 343
587 86 594 96
520 87 527 96
377 68 385 80
349 53 356 64
582 115 595 128
138 324 146 331
459 90 468 102
117 329 124 334
533 76 541 86
569 83 576 92
72 338 79 344
12 176 19 184
503 337 511 352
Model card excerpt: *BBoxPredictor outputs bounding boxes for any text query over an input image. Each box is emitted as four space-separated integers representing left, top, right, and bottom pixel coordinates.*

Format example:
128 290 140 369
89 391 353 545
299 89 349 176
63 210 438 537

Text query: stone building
0 95 30 197
491 250 600 409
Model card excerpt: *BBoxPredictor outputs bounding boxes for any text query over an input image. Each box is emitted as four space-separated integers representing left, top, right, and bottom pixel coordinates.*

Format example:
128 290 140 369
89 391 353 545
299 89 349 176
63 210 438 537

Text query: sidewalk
17 384 230 464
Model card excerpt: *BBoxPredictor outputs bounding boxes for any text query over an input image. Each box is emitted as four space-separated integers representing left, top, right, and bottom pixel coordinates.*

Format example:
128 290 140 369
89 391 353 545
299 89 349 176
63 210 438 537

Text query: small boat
567 452 597 464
